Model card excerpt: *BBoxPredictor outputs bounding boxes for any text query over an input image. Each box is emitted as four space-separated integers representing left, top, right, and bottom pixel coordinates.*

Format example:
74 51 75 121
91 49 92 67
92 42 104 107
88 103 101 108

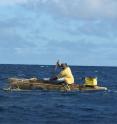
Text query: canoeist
50 61 74 88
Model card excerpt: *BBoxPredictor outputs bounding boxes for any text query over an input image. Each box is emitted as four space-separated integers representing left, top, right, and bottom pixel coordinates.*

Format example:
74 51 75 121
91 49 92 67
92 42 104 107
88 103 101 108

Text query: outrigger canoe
6 78 107 92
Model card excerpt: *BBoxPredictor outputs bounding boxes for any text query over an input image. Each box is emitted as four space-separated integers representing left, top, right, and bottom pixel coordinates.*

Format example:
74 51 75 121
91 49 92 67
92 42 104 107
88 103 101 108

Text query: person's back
57 64 74 84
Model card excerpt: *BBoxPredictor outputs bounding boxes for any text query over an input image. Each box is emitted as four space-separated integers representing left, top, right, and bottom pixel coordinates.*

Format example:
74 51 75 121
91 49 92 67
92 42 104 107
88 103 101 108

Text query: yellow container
84 77 97 86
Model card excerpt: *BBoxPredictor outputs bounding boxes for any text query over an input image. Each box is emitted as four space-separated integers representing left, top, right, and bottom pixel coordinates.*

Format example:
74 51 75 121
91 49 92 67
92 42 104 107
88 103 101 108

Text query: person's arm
57 70 65 79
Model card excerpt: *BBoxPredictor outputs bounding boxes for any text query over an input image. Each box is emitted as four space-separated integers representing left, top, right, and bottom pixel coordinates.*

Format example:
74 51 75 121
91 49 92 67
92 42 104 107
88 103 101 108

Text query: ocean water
0 64 117 124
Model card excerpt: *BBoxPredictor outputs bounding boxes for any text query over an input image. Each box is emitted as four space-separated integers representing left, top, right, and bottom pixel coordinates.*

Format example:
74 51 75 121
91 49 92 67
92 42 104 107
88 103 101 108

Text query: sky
0 0 117 66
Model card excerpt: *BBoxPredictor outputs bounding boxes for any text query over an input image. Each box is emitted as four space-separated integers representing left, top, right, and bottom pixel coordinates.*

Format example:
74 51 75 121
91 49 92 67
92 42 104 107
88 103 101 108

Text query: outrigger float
5 77 108 92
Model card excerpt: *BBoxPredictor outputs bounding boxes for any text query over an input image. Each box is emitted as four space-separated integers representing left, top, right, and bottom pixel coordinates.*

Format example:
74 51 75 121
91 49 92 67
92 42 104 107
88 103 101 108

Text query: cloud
0 0 28 5
1 0 117 19
0 0 117 20
0 1 117 65
0 6 116 58
0 21 36 49
20 0 117 20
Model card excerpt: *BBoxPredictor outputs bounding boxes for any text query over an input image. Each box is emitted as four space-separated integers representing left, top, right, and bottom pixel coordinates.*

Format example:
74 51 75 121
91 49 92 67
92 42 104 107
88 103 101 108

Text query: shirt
57 67 74 84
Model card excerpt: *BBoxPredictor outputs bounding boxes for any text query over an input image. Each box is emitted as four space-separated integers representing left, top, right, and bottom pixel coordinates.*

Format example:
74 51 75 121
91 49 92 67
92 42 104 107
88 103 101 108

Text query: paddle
50 60 60 79
54 59 60 72
44 60 60 81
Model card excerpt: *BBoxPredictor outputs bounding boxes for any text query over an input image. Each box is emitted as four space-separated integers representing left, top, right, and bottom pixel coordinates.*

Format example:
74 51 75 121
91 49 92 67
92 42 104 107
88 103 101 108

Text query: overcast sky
0 0 117 66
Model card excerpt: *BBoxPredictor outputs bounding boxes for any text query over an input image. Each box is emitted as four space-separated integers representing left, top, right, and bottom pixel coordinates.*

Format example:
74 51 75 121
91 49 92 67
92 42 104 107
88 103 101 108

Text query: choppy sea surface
0 64 117 124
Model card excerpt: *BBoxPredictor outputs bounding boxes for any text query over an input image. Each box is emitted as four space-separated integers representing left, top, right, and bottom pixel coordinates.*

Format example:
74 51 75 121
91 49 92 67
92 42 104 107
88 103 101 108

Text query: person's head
60 63 68 69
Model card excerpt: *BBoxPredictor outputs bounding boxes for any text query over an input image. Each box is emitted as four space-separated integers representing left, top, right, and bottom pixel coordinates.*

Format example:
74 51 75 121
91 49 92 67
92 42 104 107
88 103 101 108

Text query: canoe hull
8 78 107 91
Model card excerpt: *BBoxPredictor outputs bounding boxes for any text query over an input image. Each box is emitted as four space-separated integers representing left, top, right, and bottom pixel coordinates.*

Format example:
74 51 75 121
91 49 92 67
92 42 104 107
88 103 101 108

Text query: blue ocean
0 64 117 124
